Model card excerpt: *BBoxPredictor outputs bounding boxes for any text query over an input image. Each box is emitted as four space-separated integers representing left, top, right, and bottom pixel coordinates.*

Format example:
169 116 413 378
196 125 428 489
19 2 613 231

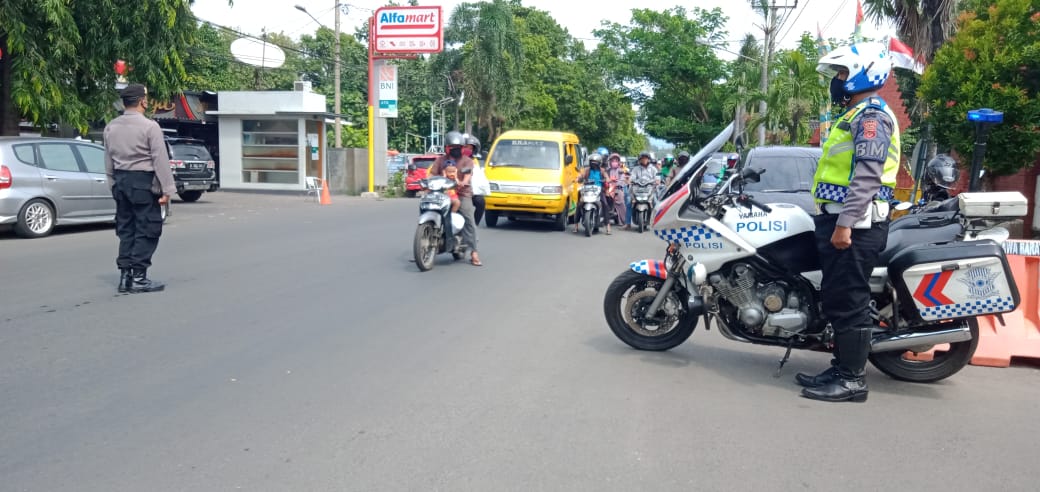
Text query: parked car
164 137 218 202
0 137 167 238
404 154 438 197
737 146 821 214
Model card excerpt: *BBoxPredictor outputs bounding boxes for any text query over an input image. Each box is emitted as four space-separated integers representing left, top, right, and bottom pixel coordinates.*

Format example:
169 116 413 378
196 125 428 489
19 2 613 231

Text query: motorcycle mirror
565 155 574 165
893 201 913 211
740 167 762 183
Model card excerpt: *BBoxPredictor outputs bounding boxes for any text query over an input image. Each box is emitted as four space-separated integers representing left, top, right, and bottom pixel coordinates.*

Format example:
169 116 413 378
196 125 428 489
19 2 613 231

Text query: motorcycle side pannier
888 240 1020 323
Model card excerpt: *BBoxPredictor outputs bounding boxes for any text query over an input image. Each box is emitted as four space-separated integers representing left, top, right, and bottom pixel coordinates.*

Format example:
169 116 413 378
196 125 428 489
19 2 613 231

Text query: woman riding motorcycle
576 152 617 235
606 153 628 226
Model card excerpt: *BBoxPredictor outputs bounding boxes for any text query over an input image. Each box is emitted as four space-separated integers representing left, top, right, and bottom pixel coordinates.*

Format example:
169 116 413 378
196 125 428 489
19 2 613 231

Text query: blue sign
378 100 398 118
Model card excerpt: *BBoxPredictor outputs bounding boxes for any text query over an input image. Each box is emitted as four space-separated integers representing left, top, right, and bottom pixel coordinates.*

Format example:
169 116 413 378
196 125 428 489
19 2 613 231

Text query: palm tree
722 34 763 147
442 0 523 140
861 0 960 63
775 50 826 144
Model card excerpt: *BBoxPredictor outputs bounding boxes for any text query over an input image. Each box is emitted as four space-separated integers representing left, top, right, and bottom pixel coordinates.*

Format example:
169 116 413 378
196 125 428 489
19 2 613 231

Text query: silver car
0 137 166 238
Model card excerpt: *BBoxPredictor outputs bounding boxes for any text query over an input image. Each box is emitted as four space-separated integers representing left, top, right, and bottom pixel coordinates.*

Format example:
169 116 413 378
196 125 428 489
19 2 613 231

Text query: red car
405 154 438 197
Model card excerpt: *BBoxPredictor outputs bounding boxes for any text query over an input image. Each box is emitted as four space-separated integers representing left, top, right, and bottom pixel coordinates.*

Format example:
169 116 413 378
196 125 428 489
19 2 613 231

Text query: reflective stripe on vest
812 97 901 204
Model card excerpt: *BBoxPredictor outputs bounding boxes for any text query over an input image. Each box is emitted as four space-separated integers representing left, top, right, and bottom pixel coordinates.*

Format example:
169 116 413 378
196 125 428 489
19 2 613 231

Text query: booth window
241 119 299 184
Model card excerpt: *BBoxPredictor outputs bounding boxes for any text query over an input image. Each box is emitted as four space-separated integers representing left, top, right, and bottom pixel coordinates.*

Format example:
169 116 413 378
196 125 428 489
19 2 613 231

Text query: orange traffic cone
319 179 332 205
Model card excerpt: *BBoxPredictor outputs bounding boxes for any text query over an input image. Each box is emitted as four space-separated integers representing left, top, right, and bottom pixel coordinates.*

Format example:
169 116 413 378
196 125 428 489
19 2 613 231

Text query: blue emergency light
967 108 1004 124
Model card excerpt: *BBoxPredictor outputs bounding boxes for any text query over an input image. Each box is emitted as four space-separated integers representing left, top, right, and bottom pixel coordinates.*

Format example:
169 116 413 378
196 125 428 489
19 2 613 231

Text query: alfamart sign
373 6 444 54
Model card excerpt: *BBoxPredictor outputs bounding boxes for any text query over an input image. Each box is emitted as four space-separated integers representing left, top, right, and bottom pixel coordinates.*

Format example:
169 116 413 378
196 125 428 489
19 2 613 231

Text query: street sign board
378 64 398 118
373 6 443 54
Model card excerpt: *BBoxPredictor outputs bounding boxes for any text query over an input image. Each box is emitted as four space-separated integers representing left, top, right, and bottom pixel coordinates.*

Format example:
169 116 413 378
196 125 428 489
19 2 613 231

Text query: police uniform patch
862 119 878 139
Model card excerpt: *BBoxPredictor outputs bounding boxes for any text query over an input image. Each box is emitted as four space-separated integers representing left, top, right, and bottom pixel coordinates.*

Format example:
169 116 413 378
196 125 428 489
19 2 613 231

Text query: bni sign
373 6 443 54
378 64 398 118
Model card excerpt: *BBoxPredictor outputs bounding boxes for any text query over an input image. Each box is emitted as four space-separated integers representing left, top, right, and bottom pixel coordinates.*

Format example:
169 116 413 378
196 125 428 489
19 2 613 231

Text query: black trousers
113 171 164 270
814 214 889 335
472 194 485 225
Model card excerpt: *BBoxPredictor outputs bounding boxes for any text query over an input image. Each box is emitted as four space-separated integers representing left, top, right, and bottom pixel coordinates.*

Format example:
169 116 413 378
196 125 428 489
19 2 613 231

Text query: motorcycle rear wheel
413 223 438 272
868 318 980 383
604 270 695 351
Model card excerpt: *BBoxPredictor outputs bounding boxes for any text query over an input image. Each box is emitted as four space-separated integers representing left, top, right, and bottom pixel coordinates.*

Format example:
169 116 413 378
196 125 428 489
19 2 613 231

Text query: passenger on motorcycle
576 153 617 235
659 153 676 185
606 153 628 226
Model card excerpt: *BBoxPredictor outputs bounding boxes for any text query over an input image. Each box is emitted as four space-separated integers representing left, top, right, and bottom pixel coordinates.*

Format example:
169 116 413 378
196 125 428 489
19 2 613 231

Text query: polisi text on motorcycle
735 220 788 233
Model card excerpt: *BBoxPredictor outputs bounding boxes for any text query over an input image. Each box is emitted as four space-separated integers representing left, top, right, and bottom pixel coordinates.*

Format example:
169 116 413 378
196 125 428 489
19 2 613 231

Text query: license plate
508 196 532 204
189 162 204 170
183 183 209 190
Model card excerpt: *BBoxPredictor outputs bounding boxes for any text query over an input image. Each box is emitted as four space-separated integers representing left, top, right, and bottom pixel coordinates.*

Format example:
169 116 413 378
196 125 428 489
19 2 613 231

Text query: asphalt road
2 192 1039 491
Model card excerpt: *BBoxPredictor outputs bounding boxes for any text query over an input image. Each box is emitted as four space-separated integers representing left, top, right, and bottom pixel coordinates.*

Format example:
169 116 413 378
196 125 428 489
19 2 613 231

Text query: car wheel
178 190 203 202
15 199 56 238
485 211 499 228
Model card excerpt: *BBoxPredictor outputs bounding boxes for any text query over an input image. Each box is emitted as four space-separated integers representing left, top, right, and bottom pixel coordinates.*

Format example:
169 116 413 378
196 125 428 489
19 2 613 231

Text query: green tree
442 0 523 140
721 34 763 147
0 0 216 134
595 7 729 149
919 0 1040 176
862 0 960 63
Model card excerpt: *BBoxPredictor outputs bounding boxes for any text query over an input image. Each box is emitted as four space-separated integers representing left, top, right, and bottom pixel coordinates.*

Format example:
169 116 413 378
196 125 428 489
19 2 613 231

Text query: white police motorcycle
413 176 468 271
603 122 1026 383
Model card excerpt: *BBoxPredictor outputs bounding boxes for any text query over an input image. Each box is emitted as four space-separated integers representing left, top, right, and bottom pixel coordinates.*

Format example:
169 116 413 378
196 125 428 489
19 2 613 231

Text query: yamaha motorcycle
630 175 657 233
604 123 1025 383
413 176 467 271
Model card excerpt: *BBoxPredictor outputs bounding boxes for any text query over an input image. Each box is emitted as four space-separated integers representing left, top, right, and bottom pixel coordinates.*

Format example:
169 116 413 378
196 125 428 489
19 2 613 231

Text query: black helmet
925 154 960 189
677 151 691 164
464 134 481 154
444 131 465 147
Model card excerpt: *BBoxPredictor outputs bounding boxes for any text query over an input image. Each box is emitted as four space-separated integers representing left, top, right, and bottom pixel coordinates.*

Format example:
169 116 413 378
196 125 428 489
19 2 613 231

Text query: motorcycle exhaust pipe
870 325 973 353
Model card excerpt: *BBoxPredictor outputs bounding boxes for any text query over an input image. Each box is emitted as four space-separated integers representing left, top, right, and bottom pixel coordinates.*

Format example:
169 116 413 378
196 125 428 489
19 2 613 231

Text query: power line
821 0 851 34
776 0 813 46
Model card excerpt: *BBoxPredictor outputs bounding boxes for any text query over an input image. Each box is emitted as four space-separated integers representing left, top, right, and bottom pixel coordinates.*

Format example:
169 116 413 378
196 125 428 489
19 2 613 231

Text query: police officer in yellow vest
797 43 899 403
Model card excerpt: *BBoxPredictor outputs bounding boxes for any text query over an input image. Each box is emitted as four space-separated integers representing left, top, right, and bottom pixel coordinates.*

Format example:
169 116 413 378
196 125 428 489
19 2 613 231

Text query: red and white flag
889 37 925 75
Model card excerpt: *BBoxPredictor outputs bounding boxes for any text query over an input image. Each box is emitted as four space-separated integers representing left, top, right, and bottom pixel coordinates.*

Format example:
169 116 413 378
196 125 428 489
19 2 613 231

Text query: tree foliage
0 0 209 135
595 7 729 150
920 0 1040 176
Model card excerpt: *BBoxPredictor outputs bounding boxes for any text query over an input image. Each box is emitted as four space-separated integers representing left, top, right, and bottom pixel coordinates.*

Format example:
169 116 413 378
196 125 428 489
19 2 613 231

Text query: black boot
801 328 871 403
795 360 839 388
128 269 165 293
796 343 841 387
118 268 132 293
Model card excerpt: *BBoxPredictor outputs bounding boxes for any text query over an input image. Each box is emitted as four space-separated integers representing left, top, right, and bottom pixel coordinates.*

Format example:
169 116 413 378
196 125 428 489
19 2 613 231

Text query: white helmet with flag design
817 42 893 96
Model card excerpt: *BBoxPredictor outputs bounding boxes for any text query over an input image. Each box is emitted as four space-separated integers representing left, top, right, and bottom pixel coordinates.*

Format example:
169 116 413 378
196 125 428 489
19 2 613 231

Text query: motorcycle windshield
662 122 735 199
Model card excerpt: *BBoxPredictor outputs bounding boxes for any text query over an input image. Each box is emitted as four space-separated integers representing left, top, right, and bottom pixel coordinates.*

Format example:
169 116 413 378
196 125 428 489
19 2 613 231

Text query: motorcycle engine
709 263 810 338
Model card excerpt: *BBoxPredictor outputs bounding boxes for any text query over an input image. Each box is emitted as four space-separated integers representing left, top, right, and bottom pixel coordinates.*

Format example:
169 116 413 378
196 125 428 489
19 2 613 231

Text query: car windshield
488 139 561 169
741 152 818 192
169 143 211 161
412 158 436 169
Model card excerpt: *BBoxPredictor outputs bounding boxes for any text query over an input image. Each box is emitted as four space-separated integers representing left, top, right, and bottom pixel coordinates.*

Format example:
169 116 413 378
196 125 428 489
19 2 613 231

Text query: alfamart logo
379 11 437 29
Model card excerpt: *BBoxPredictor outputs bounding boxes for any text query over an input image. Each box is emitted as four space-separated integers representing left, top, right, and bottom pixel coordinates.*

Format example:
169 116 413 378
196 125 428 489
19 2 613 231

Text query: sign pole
366 15 376 195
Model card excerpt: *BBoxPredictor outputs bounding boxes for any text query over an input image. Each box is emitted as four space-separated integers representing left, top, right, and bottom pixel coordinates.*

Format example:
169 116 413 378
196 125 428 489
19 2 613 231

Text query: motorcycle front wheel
583 209 593 237
868 318 980 383
413 222 439 271
604 270 695 351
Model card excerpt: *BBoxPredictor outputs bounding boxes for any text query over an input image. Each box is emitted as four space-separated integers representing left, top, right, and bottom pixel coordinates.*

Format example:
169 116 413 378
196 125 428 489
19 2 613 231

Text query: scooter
630 176 657 233
413 176 468 271
578 183 602 237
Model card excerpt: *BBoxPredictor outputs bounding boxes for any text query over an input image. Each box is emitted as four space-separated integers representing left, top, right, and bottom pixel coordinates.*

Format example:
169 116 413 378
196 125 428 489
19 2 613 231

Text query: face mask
448 147 463 159
830 76 851 107
462 147 473 157
610 161 619 169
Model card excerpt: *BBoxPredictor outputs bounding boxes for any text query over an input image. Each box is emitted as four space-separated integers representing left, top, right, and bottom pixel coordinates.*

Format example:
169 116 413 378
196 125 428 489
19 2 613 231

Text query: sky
191 0 897 59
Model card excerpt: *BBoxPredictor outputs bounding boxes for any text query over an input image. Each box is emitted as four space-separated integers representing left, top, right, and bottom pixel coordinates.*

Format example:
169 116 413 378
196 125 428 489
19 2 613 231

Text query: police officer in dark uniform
797 43 901 402
104 84 177 293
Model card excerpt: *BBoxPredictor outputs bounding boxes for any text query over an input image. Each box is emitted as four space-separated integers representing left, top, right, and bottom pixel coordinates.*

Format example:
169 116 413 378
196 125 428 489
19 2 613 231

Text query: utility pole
757 1 796 146
334 2 342 148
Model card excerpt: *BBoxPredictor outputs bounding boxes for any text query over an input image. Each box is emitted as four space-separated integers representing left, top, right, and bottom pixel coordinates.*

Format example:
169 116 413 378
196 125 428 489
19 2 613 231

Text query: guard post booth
209 90 331 191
